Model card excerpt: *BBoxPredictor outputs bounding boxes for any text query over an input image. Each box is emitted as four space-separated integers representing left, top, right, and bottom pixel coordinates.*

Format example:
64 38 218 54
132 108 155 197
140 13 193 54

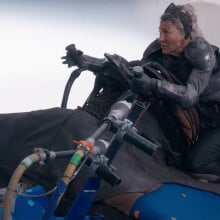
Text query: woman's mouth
160 44 167 49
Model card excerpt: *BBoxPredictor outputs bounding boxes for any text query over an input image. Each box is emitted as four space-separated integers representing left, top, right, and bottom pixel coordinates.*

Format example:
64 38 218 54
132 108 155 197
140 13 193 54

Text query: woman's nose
159 32 165 41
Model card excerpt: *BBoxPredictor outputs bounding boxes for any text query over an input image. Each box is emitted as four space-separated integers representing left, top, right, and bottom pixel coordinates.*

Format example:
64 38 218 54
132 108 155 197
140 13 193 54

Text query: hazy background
1 0 220 113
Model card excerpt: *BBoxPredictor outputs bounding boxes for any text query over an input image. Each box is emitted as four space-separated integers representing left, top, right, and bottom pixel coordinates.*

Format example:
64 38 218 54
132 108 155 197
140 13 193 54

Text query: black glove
143 62 181 84
132 66 157 97
61 44 88 68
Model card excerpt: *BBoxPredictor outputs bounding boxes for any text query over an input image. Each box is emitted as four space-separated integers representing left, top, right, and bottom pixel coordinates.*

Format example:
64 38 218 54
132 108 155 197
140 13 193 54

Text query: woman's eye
159 29 170 34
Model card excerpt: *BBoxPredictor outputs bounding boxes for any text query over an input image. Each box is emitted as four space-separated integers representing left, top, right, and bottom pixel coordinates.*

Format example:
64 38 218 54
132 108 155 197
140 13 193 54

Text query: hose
56 145 91 207
61 68 85 108
61 148 85 184
2 146 91 219
2 153 42 220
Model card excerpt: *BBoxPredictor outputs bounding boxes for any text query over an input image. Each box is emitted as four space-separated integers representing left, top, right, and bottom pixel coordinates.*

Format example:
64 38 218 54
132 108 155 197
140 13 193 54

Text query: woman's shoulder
186 38 212 50
185 38 216 70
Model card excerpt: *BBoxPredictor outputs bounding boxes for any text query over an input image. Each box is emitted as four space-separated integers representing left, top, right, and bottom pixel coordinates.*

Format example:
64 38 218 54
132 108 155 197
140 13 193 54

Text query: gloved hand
61 44 88 68
143 61 180 83
145 61 163 69
132 66 157 97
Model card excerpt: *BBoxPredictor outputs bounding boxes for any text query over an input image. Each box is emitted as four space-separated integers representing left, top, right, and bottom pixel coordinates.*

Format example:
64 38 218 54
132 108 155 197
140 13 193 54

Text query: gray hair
161 3 203 39
178 4 203 39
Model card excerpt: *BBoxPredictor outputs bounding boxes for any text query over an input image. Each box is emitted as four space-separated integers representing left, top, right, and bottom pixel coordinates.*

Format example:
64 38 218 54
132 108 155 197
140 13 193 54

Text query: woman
132 3 220 177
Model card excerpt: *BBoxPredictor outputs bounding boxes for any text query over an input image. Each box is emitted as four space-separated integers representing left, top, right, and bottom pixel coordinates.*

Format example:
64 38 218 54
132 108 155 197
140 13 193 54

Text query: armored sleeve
152 38 216 108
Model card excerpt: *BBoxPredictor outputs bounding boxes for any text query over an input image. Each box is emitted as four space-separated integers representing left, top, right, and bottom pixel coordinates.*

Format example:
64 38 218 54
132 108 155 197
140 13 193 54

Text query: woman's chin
161 48 169 54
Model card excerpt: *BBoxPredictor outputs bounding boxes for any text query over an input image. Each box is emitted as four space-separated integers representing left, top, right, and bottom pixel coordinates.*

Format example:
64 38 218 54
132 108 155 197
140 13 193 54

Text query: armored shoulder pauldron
185 38 216 71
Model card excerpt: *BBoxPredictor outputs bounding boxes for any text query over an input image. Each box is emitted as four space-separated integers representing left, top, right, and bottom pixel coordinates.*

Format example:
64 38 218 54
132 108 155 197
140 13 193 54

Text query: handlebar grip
65 44 86 68
96 163 121 186
124 128 158 155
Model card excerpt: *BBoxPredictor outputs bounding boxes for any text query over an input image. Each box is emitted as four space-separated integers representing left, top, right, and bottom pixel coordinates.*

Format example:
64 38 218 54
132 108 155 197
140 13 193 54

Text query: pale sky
0 0 220 113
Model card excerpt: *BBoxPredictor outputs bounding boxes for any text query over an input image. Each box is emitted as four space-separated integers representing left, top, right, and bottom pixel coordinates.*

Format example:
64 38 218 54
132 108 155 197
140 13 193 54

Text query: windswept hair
161 3 203 39
178 4 203 39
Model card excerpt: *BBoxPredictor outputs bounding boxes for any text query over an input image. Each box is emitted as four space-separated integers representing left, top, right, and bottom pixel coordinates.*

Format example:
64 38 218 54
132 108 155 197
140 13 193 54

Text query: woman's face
159 20 187 55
